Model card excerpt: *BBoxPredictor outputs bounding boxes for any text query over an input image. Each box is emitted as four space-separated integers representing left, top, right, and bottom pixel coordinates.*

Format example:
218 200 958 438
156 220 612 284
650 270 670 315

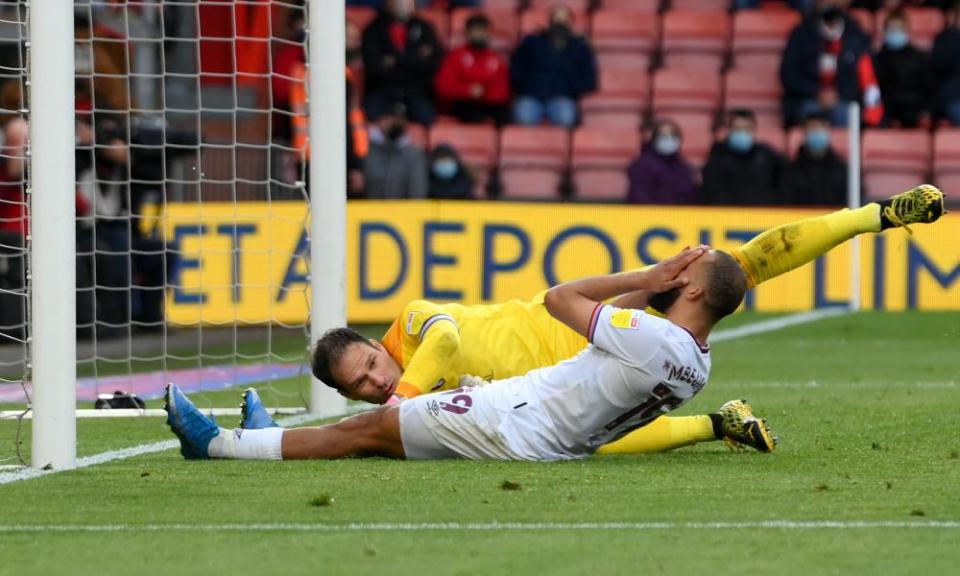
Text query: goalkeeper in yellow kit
244 185 945 454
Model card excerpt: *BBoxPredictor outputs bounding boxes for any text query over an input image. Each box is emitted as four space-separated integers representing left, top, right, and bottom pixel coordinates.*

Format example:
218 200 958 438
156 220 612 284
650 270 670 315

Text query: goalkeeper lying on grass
169 185 944 459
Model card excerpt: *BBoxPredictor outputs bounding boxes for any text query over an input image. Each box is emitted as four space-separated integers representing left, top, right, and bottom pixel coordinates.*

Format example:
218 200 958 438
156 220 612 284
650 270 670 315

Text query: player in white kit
164 245 747 462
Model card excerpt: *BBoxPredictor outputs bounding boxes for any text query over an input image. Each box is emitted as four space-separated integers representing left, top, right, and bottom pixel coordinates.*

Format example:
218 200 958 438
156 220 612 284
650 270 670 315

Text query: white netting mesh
2 0 318 464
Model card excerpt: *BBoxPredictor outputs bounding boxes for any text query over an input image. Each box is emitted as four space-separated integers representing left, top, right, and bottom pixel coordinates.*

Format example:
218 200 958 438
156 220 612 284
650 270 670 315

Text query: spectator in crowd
933 1 960 125
510 5 597 128
362 0 443 125
434 14 511 125
702 109 786 206
346 67 370 196
626 119 699 205
0 117 27 237
875 10 934 128
780 1 884 127
364 103 428 198
781 112 847 206
346 19 363 71
428 144 475 199
74 12 128 112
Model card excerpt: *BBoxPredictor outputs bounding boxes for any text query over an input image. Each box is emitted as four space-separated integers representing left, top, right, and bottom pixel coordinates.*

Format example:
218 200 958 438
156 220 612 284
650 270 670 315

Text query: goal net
1 0 347 470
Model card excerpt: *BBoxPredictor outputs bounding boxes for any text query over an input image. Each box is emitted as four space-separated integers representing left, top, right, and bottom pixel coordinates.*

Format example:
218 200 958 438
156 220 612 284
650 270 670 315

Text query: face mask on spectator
468 33 490 50
549 22 572 43
654 135 680 156
387 123 406 142
884 28 909 50
728 130 754 153
432 158 459 180
820 7 844 40
805 129 830 154
390 0 413 21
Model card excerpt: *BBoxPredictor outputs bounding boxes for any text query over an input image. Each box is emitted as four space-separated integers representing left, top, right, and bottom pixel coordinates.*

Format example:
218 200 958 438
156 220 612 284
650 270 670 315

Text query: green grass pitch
1 311 959 575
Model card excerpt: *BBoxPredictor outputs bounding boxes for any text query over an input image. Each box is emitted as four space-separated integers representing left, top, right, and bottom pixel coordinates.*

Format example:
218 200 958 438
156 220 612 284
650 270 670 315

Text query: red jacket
434 46 510 108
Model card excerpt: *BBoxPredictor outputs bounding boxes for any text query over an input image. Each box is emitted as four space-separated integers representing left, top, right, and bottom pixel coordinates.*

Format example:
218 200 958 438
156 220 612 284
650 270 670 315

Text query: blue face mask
727 130 753 153
805 129 830 154
432 158 458 180
654 135 680 156
885 29 909 50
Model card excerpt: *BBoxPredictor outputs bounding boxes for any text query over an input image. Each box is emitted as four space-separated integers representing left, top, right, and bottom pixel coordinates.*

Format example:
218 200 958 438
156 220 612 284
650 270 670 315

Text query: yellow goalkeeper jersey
381 292 588 399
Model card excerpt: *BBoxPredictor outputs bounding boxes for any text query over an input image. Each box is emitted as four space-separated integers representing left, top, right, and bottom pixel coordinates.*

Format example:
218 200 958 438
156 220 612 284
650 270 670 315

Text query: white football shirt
489 304 713 459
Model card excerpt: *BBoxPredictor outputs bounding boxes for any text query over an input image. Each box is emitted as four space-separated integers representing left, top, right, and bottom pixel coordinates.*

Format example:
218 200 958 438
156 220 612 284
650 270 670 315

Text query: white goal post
22 0 349 471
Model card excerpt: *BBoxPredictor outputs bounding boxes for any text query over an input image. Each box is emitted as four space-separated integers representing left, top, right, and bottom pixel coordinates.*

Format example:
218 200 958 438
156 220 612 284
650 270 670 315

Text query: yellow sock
728 204 881 288
595 415 717 455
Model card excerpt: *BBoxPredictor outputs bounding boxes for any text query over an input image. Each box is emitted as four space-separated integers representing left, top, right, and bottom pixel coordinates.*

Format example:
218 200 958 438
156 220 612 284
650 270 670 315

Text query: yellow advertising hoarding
164 201 960 325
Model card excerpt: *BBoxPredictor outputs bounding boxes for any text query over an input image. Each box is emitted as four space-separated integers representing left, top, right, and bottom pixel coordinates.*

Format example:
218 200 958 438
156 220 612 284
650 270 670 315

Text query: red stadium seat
596 51 652 72
933 128 960 170
732 51 783 73
723 67 782 115
875 8 944 52
671 0 731 10
589 10 659 54
933 128 960 199
499 126 571 169
346 7 376 31
601 0 661 11
405 123 429 150
787 127 850 161
732 9 800 56
571 127 640 202
579 68 649 129
519 8 589 38
863 129 931 172
449 8 520 53
864 171 923 203
862 129 931 203
418 9 449 46
428 124 498 171
499 126 571 201
574 171 630 202
755 124 787 155
652 68 722 114
661 10 731 71
572 126 641 169
483 0 520 8
499 170 565 200
528 0 591 10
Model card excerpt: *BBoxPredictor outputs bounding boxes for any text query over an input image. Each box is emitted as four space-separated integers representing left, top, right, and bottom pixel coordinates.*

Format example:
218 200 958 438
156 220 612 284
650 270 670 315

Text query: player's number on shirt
603 383 681 433
439 387 473 415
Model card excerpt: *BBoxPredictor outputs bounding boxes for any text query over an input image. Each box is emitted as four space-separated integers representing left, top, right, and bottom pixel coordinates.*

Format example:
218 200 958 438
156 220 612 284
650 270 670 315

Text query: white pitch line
0 411 338 486
710 307 850 343
0 520 957 533
0 309 850 485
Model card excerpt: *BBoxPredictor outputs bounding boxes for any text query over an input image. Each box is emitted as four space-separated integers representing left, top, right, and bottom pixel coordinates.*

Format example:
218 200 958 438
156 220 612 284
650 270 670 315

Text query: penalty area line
0 308 849 486
0 520 957 533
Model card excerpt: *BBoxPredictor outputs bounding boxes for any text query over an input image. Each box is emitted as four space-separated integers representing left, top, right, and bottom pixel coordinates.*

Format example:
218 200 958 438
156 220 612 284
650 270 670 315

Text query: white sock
207 427 284 460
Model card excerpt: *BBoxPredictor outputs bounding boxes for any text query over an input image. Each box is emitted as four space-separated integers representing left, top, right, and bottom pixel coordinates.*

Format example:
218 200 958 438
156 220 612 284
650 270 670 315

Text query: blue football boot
240 388 278 429
164 383 219 459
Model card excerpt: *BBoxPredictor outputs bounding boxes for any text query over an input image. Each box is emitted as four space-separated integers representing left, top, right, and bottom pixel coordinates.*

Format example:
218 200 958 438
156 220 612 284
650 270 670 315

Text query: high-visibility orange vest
290 65 368 162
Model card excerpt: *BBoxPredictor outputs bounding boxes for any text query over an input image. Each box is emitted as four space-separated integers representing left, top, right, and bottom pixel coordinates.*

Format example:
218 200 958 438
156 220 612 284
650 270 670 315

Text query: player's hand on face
644 245 708 293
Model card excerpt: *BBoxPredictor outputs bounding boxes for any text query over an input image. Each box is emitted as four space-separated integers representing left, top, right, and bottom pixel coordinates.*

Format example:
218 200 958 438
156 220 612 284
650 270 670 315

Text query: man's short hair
311 327 374 391
466 13 490 31
727 108 756 126
703 252 747 322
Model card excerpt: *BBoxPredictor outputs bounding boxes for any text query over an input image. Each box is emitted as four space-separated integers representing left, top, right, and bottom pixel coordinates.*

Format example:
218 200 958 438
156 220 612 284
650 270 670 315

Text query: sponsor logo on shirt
610 309 641 330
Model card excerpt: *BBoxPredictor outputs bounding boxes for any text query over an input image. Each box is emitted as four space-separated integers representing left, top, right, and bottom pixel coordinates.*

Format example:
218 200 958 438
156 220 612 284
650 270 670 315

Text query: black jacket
362 12 443 101
780 16 873 105
702 141 786 206
781 146 847 207
876 44 934 126
932 27 960 116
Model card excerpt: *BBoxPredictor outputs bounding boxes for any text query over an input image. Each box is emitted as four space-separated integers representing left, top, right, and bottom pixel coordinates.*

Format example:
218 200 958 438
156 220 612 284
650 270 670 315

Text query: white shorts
398 384 582 462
